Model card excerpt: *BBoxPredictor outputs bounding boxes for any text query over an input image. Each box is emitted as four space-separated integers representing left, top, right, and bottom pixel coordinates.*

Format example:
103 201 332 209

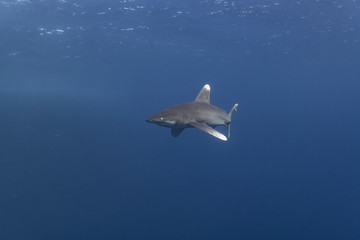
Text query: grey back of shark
146 84 238 141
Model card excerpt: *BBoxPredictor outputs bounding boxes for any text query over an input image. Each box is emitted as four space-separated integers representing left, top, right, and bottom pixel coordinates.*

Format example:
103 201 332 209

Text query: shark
146 84 238 141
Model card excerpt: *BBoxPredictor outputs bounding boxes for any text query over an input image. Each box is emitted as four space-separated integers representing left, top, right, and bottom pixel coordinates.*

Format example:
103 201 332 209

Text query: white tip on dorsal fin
195 84 211 103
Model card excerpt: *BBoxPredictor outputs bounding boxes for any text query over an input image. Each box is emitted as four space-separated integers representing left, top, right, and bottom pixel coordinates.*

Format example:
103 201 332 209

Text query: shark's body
146 84 238 141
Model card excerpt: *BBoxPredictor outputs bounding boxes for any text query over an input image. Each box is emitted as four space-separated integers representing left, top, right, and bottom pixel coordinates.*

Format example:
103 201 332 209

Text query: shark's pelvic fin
195 84 211 103
189 122 227 141
171 128 184 137
227 103 239 138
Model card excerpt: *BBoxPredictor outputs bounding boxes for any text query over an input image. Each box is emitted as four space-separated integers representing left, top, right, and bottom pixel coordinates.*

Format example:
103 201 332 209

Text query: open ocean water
1 0 360 239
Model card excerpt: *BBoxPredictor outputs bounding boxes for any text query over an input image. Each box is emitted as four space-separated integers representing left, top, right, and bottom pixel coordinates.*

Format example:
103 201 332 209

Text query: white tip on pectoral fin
189 122 228 141
212 131 228 141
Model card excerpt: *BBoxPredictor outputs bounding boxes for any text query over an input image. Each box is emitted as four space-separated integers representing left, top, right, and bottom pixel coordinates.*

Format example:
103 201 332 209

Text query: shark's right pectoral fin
188 122 227 141
171 128 184 137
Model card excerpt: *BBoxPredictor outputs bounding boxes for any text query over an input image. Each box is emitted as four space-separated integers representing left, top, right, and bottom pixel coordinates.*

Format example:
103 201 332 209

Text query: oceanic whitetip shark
146 84 238 141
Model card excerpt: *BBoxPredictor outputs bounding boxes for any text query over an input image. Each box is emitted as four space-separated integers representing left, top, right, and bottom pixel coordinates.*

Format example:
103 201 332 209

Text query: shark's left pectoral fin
171 128 184 137
189 122 227 141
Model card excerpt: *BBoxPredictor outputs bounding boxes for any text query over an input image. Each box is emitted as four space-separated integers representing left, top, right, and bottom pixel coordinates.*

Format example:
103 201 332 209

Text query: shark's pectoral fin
171 128 184 137
188 122 227 141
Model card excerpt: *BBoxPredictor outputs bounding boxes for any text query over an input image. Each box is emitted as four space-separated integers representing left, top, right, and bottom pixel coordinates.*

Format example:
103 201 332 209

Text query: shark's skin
146 84 238 141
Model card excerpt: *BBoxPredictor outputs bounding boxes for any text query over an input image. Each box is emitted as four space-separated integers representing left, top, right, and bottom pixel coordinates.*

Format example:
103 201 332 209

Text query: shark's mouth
157 120 176 127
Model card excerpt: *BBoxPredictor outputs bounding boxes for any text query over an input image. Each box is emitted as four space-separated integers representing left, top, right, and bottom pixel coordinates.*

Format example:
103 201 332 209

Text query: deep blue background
1 0 360 239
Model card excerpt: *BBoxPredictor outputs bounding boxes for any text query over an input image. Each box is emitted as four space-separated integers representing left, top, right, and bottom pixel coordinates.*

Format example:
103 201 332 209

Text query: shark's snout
146 113 163 124
145 117 155 123
146 113 177 128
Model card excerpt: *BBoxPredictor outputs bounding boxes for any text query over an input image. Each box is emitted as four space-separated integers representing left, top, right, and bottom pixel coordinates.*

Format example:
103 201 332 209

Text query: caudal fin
227 103 238 138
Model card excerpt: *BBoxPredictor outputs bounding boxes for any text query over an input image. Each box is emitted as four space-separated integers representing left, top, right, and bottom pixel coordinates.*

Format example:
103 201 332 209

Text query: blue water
1 0 360 239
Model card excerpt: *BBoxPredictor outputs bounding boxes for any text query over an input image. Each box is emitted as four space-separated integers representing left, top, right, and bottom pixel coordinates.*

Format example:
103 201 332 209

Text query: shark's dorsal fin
195 84 211 103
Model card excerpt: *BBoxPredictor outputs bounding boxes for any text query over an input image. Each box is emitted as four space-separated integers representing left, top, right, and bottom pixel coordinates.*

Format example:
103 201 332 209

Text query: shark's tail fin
227 103 238 138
